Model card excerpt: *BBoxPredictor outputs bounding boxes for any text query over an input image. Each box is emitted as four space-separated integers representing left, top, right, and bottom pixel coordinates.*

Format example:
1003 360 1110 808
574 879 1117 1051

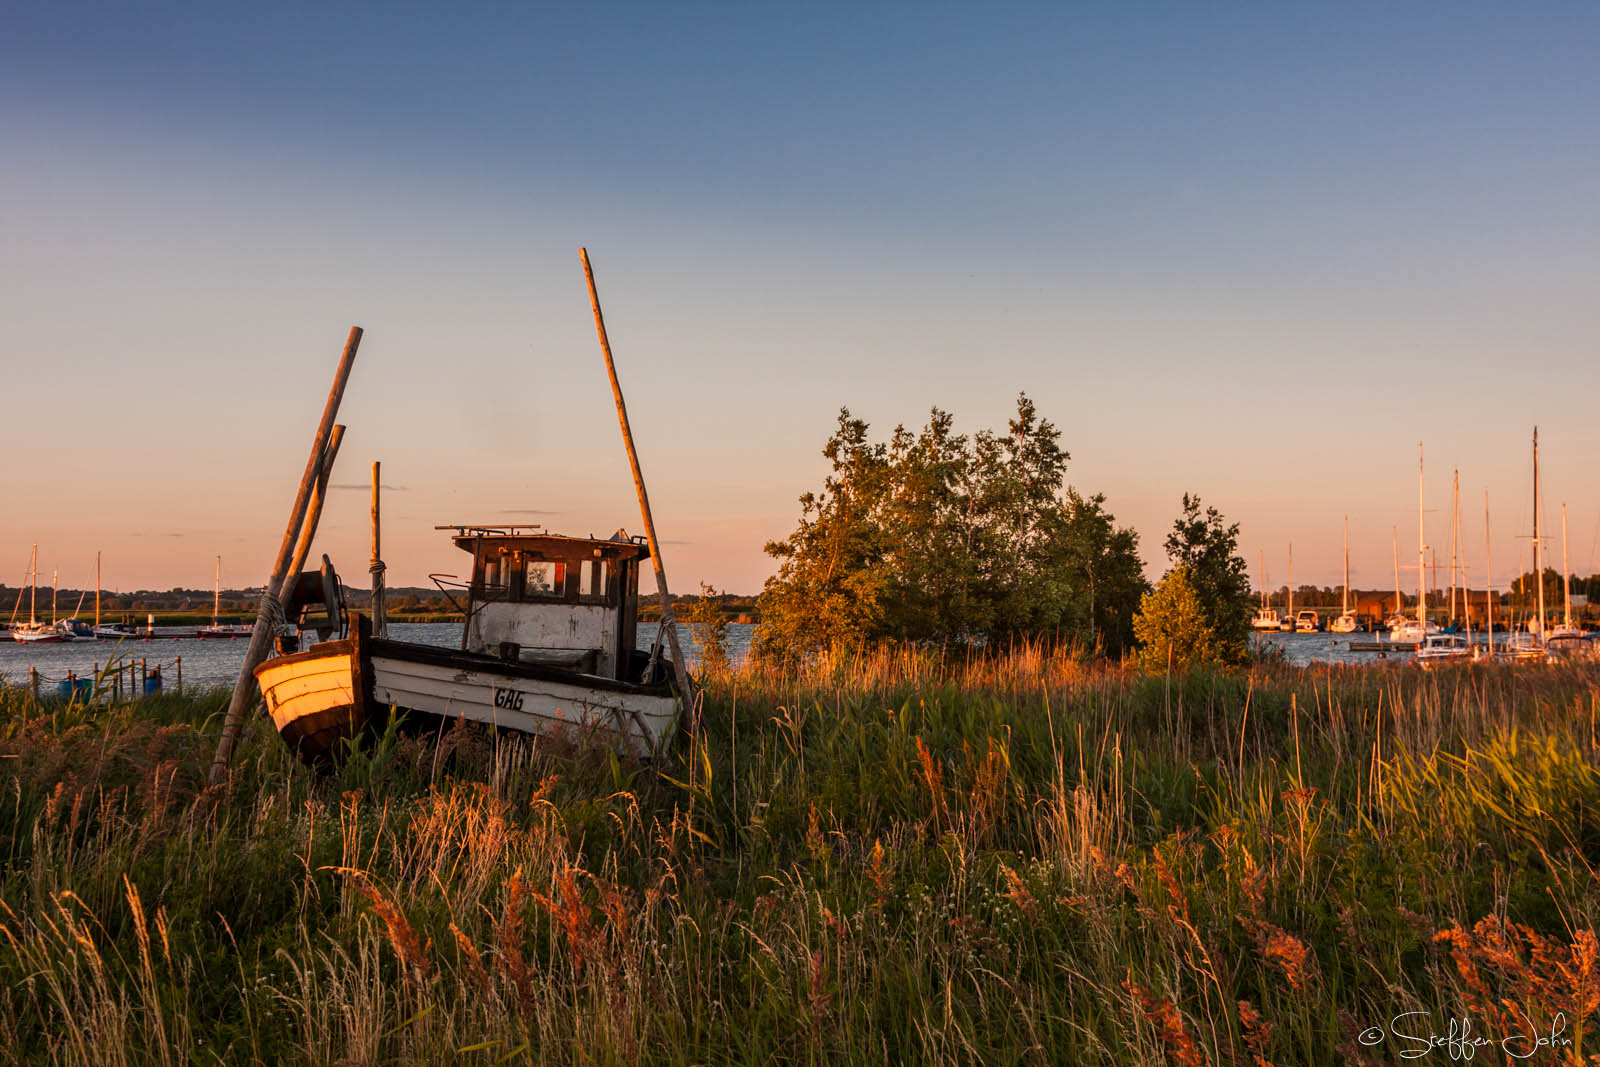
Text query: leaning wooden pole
579 248 695 713
370 460 387 638
209 327 363 785
279 424 346 599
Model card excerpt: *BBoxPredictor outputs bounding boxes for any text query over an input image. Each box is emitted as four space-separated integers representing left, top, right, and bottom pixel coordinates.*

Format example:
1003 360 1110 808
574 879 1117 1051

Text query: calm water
0 621 758 693
3 623 1481 693
1250 630 1506 666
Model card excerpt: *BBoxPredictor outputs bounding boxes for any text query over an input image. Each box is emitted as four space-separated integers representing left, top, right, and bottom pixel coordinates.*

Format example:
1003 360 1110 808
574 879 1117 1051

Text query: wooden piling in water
209 327 364 786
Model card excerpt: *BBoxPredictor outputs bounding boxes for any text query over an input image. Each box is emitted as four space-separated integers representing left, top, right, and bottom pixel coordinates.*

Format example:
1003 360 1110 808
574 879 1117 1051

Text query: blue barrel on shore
56 679 93 701
144 674 162 696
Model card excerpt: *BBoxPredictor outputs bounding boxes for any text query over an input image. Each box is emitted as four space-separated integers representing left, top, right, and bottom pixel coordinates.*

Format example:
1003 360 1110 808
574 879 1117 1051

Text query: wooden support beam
371 460 387 638
279 423 346 601
208 327 363 785
579 249 695 721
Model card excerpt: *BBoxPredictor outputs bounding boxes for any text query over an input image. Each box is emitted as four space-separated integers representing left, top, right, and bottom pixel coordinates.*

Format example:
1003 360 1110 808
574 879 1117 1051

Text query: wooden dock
1347 640 1416 652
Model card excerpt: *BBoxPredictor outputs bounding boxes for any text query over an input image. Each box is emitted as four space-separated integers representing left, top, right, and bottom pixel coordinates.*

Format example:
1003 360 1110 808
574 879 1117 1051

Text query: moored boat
1415 632 1470 667
1251 607 1281 631
55 618 96 641
198 555 254 638
10 546 62 643
256 526 681 764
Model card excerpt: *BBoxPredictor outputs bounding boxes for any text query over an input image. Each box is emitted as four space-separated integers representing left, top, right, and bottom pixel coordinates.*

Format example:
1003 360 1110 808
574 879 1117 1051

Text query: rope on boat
260 592 290 635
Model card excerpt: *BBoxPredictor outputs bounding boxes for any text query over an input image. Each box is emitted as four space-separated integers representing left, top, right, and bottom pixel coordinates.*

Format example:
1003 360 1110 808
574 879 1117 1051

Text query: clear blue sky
4 3 1599 596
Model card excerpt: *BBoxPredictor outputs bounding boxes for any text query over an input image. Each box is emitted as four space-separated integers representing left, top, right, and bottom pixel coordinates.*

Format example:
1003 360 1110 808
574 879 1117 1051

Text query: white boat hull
371 655 674 756
255 618 679 763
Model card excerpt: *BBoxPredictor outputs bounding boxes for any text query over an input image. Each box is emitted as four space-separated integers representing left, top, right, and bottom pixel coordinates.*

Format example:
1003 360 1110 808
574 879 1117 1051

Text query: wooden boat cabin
451 526 654 682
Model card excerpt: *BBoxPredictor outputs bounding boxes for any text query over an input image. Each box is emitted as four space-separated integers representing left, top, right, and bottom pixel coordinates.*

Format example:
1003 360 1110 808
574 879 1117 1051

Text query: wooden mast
371 460 387 638
95 550 101 630
279 425 346 596
209 327 363 785
579 248 695 712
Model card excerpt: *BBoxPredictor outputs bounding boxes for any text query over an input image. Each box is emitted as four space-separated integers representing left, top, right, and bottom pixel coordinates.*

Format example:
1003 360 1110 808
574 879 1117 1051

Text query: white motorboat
1415 632 1470 667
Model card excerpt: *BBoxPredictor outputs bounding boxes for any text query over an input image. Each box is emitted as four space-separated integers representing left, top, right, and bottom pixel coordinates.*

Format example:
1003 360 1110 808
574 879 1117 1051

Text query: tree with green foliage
756 395 1148 663
1132 567 1223 672
1163 493 1252 662
687 583 731 675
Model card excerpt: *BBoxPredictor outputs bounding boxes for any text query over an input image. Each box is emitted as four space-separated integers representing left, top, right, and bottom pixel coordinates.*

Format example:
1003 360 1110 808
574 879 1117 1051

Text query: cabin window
524 559 561 597
579 560 609 601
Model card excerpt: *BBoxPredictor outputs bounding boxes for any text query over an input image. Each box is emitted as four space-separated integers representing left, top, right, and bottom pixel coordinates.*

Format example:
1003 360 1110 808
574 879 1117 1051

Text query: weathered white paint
371 654 675 756
467 602 614 664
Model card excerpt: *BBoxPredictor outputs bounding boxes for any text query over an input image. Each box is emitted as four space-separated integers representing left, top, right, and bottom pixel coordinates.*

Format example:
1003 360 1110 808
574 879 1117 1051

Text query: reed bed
0 651 1597 1064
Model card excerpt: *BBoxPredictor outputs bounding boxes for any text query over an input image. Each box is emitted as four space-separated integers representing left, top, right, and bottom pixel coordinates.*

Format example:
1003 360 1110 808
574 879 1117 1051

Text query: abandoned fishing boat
254 525 680 763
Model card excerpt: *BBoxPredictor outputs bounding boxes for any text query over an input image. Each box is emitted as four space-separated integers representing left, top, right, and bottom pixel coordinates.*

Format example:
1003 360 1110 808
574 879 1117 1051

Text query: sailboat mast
1342 516 1350 617
1417 443 1426 627
1450 470 1459 625
1288 542 1294 621
28 544 37 626
1259 549 1267 611
1533 427 1545 642
51 568 57 625
214 555 222 628
1484 490 1493 657
95 551 101 628
1392 526 1400 623
1562 502 1572 629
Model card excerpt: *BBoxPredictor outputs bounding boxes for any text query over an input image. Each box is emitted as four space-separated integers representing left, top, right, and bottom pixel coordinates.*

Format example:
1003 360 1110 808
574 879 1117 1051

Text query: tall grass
0 651 1597 1063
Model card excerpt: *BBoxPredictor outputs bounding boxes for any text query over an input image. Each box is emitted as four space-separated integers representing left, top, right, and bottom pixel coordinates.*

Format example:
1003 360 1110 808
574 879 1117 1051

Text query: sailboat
91 551 136 639
11 546 63 643
1384 526 1409 633
198 556 253 639
1330 516 1359 633
1280 543 1297 630
1502 428 1551 662
54 560 99 640
1390 445 1440 645
1547 502 1591 652
1250 549 1281 631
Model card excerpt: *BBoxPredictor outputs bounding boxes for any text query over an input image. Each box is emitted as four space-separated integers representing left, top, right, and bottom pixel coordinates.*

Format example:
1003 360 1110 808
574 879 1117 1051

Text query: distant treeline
1262 568 1598 611
2 584 758 623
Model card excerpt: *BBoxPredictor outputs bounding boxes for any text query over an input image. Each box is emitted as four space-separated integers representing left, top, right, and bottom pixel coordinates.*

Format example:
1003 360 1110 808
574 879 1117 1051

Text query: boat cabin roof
441 525 650 562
